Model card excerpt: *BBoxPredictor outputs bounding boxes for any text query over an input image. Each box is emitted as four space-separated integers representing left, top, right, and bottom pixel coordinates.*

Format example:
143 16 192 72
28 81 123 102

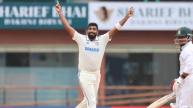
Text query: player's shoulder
75 31 86 37
187 42 193 50
98 32 109 37
189 43 193 52
183 42 193 55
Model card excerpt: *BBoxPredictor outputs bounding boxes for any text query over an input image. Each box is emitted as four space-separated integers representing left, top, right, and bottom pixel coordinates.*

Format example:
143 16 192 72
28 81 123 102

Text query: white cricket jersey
72 31 111 72
179 41 193 75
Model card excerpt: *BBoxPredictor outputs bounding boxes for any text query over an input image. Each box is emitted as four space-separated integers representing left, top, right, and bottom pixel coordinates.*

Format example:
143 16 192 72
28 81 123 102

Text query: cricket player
55 3 134 108
170 27 193 108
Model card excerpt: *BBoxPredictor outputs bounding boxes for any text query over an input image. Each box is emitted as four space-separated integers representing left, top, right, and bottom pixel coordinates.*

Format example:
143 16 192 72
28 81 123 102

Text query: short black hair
87 22 98 30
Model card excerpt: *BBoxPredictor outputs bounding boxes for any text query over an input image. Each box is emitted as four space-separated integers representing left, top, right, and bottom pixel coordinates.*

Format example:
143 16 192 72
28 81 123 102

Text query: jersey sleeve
101 32 111 44
72 31 83 44
181 51 193 74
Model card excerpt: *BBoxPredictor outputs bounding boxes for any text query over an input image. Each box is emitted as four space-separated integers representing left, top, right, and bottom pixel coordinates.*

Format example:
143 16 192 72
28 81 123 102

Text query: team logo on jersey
95 42 99 46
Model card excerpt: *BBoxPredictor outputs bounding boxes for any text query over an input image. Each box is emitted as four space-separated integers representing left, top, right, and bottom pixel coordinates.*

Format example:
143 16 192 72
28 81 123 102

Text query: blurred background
0 0 193 108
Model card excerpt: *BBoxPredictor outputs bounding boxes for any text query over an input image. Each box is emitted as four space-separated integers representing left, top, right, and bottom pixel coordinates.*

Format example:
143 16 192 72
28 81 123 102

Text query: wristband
115 22 122 30
58 11 62 14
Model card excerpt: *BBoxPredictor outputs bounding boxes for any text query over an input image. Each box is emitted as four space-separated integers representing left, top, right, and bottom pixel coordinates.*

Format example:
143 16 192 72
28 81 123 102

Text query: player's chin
88 35 96 41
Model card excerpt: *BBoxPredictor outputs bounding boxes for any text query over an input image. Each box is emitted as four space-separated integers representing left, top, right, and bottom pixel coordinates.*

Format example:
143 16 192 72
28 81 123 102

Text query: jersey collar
181 41 192 51
86 36 99 41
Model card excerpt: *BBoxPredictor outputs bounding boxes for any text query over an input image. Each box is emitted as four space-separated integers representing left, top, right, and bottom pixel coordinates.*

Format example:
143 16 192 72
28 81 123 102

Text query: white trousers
176 74 193 108
76 71 101 108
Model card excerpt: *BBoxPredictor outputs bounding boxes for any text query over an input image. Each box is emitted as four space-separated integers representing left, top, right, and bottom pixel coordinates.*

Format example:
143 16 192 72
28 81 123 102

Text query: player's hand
55 3 62 14
172 77 183 93
127 7 134 17
170 103 176 108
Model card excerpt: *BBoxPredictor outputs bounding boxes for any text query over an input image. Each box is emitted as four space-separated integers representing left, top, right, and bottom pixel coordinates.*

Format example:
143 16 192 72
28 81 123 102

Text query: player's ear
96 31 99 36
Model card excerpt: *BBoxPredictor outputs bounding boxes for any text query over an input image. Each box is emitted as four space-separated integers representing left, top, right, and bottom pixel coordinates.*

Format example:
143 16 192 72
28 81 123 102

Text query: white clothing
72 31 111 72
76 71 101 108
176 41 193 108
179 41 193 75
176 74 193 108
73 31 111 108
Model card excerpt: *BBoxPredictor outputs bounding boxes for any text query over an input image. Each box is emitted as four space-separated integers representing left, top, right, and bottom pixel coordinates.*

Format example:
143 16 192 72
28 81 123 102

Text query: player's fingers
56 4 60 7
170 103 176 108
55 0 60 4
128 7 134 15
129 7 134 11
56 3 61 7
56 5 61 10
130 7 134 13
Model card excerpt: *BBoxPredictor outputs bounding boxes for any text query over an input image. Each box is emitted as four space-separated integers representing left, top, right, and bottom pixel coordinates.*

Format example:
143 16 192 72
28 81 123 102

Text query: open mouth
89 32 95 36
88 32 97 41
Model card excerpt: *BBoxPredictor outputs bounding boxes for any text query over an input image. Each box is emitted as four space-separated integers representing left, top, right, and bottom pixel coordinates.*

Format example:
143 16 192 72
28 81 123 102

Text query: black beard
180 44 185 47
88 33 96 41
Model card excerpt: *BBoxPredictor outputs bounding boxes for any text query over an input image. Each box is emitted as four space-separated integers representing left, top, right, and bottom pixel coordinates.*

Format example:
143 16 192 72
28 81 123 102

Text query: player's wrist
58 11 63 16
115 22 122 30
126 14 131 18
175 77 183 85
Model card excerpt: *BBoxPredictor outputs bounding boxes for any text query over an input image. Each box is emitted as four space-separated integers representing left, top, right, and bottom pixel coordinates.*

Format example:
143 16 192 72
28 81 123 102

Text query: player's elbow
65 27 75 37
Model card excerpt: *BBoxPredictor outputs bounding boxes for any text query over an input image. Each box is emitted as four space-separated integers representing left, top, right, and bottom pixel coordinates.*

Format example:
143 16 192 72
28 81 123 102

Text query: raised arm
55 3 75 37
108 7 134 39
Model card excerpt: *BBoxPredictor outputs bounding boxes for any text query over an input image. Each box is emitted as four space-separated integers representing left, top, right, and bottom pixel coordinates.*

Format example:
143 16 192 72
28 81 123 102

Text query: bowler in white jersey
55 3 134 108
170 27 193 108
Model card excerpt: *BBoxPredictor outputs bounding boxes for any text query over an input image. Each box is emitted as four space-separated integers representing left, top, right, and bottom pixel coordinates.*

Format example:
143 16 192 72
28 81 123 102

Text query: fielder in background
171 27 193 108
55 2 134 108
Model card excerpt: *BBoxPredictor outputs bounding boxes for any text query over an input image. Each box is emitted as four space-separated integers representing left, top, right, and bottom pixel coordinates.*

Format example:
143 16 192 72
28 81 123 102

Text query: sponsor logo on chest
85 41 100 52
85 47 99 52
